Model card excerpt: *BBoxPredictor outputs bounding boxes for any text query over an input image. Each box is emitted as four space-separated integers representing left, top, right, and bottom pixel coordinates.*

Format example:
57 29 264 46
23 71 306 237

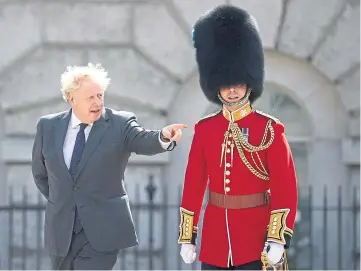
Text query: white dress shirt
63 113 93 169
63 112 171 168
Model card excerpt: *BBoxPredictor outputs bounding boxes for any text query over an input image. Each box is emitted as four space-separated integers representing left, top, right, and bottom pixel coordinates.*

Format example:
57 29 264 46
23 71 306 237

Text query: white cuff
159 133 171 149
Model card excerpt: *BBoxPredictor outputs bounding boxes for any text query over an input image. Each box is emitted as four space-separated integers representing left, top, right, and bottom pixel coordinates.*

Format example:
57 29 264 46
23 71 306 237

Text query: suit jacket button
73 186 78 191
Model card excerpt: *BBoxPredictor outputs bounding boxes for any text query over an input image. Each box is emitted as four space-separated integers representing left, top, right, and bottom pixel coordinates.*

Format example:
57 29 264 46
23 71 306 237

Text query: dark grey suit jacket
31 107 174 257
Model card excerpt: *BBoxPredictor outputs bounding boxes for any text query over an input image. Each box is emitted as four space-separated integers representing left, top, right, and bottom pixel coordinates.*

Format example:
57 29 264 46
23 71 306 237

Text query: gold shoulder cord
229 120 275 180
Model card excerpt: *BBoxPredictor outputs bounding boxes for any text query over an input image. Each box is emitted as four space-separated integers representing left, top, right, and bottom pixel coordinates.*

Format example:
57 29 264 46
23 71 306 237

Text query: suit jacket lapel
54 109 73 183
73 110 109 182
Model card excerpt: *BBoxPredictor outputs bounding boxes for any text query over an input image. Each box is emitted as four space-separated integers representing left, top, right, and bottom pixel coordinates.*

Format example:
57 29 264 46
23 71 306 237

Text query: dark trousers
201 260 263 270
50 228 119 270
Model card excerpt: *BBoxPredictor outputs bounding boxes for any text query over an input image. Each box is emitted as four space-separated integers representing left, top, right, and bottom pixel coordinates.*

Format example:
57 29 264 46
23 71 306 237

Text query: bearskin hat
192 5 264 105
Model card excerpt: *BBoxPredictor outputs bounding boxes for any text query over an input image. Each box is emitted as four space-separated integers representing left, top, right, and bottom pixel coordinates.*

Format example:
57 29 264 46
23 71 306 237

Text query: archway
205 82 312 196
166 49 348 198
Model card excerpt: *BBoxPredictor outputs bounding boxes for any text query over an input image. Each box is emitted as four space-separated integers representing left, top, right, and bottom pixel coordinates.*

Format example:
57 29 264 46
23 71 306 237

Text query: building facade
0 0 359 269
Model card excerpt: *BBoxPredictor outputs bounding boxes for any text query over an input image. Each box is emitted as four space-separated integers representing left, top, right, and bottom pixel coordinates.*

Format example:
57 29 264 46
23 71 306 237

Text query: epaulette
197 110 221 124
255 110 280 124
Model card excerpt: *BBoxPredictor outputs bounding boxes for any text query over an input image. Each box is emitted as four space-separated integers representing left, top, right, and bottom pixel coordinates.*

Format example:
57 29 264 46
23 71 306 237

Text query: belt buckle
264 192 270 204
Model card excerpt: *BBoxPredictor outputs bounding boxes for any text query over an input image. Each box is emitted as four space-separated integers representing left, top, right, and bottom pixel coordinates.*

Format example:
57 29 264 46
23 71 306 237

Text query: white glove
180 244 196 264
267 242 284 265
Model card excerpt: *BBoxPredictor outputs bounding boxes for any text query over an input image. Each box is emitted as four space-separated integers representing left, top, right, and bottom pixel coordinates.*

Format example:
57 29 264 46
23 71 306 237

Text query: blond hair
60 63 111 102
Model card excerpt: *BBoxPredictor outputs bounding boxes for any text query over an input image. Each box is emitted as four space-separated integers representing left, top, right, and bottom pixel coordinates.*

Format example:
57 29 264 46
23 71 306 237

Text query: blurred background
0 0 359 270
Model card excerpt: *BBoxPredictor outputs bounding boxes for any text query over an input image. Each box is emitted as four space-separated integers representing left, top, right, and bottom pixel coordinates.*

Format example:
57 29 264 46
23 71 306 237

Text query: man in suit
31 63 187 270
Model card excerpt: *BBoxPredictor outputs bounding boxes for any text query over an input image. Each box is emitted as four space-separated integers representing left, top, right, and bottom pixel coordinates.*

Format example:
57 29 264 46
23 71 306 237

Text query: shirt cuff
159 133 171 149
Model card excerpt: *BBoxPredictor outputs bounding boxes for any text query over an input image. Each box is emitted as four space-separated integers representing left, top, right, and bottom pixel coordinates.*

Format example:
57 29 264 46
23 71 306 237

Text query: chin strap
217 88 251 107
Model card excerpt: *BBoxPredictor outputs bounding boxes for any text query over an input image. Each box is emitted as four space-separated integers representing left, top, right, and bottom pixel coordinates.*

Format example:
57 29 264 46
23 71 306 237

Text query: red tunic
177 104 298 268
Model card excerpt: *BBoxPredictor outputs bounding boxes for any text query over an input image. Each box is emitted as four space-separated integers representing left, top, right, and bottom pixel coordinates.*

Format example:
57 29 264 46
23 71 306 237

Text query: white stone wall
0 0 359 269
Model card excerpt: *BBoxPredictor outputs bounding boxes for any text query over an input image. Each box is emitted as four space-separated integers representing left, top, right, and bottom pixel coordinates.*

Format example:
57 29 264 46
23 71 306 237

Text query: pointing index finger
172 124 188 129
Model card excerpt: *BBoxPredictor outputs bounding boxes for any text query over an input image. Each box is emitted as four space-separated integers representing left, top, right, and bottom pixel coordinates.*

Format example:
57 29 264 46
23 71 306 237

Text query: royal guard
177 5 298 270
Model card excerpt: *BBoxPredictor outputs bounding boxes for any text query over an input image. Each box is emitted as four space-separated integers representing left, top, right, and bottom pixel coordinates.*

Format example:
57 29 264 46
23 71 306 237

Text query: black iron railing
0 176 359 270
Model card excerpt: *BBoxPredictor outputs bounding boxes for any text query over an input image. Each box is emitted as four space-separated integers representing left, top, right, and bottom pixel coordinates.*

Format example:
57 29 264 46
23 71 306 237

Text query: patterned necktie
69 123 88 178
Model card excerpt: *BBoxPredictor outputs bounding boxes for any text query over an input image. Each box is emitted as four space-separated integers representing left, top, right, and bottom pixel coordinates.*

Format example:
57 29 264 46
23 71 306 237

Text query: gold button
225 171 230 175
227 141 231 145
272 226 277 230
229 134 232 137
225 179 230 184
273 217 278 221
271 230 276 234
226 149 230 153
226 163 231 167
225 187 230 192
273 222 277 226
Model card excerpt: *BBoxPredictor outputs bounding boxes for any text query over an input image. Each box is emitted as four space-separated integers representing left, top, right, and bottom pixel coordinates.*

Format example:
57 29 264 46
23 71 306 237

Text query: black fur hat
192 5 264 105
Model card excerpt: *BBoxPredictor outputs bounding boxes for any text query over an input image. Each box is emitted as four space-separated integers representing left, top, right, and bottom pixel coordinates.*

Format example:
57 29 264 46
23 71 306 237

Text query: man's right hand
180 244 196 264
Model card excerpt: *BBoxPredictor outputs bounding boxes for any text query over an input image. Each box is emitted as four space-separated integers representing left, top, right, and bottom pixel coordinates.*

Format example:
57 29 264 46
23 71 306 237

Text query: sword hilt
261 242 270 270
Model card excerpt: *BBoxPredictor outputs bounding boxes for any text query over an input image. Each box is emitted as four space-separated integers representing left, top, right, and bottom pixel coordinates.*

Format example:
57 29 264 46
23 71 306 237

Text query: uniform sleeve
266 122 298 248
178 123 208 245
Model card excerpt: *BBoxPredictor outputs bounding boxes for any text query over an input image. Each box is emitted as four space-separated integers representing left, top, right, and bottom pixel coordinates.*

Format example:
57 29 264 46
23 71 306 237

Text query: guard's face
219 84 247 103
68 78 104 124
